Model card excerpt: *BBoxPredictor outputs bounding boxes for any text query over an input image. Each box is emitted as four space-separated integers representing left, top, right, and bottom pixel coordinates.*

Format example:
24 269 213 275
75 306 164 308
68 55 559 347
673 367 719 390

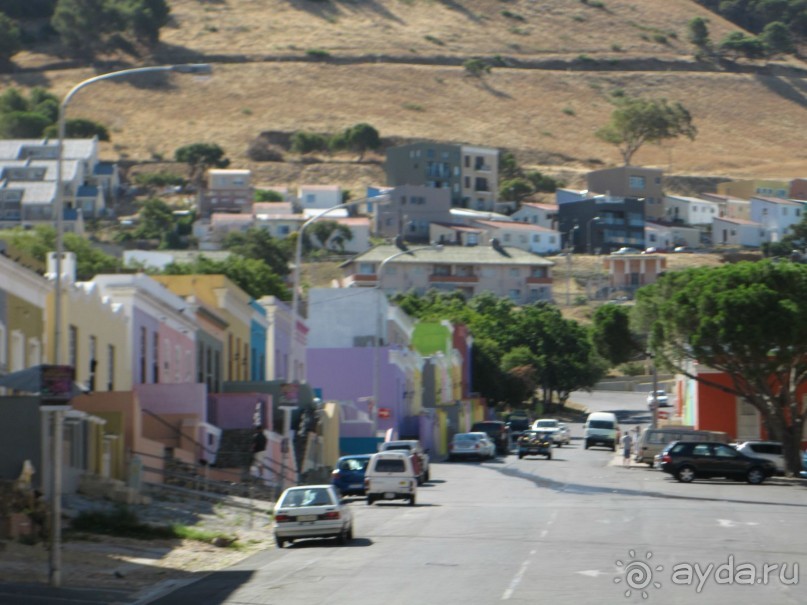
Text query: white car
531 418 571 447
378 439 430 483
647 389 670 407
448 432 496 461
735 441 785 474
273 484 353 548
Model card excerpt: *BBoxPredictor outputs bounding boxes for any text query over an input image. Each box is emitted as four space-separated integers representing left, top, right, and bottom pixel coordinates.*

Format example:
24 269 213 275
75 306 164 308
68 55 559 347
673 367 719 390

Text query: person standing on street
621 429 634 467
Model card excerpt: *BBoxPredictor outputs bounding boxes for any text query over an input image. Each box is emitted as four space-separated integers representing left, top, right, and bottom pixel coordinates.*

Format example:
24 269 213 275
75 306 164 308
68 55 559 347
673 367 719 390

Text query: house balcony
428 274 479 283
525 276 552 284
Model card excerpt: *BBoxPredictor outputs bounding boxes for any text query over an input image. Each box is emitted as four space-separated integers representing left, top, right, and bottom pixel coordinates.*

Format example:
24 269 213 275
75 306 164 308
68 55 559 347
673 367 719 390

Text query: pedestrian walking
621 430 634 467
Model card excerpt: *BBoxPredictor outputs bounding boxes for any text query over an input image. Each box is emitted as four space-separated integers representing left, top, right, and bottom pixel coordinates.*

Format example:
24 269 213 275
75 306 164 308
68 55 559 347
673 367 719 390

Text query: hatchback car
448 432 496 461
531 418 571 446
735 441 785 474
273 485 353 548
646 389 669 407
659 441 776 484
331 454 372 496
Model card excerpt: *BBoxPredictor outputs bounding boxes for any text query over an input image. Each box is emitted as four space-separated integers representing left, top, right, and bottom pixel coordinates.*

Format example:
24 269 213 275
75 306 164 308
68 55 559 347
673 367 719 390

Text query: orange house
676 363 807 448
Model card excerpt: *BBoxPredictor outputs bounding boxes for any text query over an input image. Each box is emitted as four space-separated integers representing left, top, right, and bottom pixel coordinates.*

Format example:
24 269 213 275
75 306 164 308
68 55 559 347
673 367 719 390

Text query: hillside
4 0 807 195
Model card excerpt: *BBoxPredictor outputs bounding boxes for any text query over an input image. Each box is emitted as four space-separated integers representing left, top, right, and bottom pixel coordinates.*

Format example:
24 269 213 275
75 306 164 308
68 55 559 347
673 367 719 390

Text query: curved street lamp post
50 63 211 588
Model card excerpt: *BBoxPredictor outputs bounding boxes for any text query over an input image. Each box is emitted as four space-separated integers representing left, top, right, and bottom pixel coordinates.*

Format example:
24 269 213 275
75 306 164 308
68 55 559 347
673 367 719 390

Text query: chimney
46 251 77 285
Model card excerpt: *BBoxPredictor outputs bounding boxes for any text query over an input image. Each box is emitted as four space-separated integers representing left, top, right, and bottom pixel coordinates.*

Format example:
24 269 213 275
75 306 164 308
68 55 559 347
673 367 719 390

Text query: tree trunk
781 419 804 476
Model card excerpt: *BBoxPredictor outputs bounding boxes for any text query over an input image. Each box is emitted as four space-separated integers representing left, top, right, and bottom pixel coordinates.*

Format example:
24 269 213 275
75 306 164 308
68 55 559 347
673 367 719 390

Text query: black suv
471 421 510 455
659 441 776 484
505 414 531 440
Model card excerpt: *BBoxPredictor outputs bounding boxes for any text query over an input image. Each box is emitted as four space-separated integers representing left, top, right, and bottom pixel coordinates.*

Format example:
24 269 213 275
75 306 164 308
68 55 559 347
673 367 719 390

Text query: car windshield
384 444 412 451
375 459 406 472
589 420 614 429
535 420 558 428
454 434 479 442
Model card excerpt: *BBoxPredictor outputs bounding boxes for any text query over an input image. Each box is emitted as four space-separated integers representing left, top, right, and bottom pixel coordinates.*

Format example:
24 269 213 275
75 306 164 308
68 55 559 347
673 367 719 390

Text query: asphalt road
139 428 805 605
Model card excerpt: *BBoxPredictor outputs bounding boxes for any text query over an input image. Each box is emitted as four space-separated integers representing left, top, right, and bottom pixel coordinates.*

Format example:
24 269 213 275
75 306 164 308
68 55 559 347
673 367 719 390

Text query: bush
619 362 645 376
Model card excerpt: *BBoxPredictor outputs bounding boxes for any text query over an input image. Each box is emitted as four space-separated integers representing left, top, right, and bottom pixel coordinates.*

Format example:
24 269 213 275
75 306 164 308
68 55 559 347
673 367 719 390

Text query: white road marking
718 519 758 528
502 556 532 600
576 569 609 577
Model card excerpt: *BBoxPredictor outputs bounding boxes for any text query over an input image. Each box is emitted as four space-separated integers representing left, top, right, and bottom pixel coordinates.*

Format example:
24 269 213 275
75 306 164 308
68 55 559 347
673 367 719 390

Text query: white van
364 451 418 506
583 412 618 451
636 427 730 465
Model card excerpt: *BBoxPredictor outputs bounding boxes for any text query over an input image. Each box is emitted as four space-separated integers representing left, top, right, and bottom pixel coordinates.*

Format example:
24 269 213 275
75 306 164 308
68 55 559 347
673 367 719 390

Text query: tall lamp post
564 224 579 306
289 195 389 382
373 244 442 432
50 63 211 588
586 215 601 255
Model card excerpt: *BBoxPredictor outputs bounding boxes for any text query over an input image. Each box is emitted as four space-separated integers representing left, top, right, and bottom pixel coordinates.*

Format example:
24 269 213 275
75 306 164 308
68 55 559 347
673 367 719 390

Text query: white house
644 222 675 251
471 219 560 254
664 195 720 226
511 202 558 230
297 185 342 211
749 196 804 243
700 193 751 221
711 217 764 248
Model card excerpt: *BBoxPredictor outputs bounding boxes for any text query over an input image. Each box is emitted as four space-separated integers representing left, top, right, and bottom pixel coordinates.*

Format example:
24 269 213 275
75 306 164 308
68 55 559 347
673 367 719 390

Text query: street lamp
587 215 601 255
289 194 390 382
564 224 579 306
373 244 443 431
50 63 211 588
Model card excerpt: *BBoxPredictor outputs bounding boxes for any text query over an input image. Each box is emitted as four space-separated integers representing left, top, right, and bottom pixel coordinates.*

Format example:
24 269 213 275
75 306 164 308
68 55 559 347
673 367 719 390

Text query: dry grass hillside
4 0 807 195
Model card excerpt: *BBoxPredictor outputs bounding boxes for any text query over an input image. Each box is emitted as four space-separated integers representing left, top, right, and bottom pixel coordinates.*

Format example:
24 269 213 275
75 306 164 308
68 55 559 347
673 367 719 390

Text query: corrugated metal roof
343 244 554 266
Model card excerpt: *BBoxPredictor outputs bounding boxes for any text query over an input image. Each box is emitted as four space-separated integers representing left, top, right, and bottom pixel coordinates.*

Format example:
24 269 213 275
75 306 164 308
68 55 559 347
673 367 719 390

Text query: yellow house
717 179 790 200
50 278 132 392
152 275 253 382
0 250 49 376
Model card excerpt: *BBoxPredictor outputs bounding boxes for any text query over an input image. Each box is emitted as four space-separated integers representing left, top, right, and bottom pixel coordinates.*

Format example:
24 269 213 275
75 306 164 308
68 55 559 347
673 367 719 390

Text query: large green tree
175 143 230 191
596 96 697 165
591 304 643 366
222 227 291 278
162 254 289 300
634 261 807 474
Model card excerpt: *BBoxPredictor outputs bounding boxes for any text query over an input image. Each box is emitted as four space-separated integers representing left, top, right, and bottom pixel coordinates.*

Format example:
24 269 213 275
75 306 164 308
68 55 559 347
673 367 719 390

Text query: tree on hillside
687 16 712 53
595 96 697 165
52 0 116 56
44 118 110 141
309 221 353 252
634 261 807 474
760 21 795 55
119 0 170 45
0 111 51 138
464 58 491 78
330 123 381 161
174 143 230 206
0 13 23 64
290 131 328 155
222 227 291 278
718 31 766 59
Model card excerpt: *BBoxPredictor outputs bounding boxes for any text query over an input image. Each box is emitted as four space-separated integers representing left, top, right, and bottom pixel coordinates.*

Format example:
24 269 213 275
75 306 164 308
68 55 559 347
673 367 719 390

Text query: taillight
449 443 455 451
275 514 291 523
319 511 340 520
662 454 671 464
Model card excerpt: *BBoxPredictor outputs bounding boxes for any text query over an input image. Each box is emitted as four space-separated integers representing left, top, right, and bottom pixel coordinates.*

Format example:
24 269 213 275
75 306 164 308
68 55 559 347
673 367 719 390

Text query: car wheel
409 495 416 506
556 442 562 448
337 525 350 545
546 452 552 460
425 469 430 482
584 440 590 450
367 495 375 505
611 445 616 452
275 536 285 548
448 454 454 462
676 465 696 483
518 452 524 459
347 524 354 541
747 467 766 485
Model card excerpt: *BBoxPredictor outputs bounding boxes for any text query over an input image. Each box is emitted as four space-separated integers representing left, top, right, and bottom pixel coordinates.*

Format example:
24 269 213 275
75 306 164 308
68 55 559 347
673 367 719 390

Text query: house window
153 332 160 383
629 176 646 189
88 335 97 391
532 235 540 242
509 268 520 277
464 155 470 168
279 225 290 235
426 149 434 159
508 289 521 301
464 177 470 188
433 265 451 276
358 262 375 275
305 194 315 205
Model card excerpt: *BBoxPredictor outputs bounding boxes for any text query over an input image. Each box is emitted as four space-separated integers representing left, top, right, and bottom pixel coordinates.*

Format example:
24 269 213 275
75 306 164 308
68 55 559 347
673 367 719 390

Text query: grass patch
68 508 239 547
402 102 424 111
424 35 444 46
306 48 331 59
562 106 576 116
500 9 525 21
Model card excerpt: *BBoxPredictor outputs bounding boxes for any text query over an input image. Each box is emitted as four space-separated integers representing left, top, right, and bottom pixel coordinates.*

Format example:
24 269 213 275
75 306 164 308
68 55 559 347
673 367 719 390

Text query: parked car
646 389 670 407
673 246 692 253
272 484 353 548
531 418 571 447
471 421 511 455
659 441 777 484
636 428 730 465
364 451 418 506
517 430 553 460
378 440 430 483
331 454 372 496
448 432 496 461
611 247 643 255
583 412 619 451
505 413 532 440
802 450 807 479
735 441 785 474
